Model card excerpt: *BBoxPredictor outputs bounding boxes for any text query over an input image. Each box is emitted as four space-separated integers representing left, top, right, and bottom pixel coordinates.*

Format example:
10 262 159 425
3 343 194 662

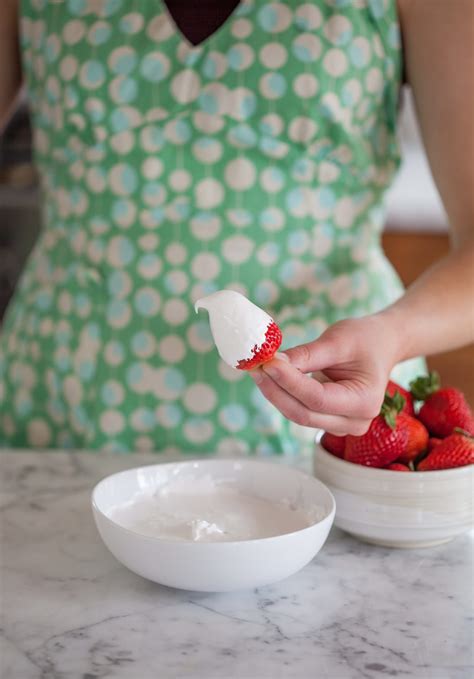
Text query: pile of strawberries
321 372 474 471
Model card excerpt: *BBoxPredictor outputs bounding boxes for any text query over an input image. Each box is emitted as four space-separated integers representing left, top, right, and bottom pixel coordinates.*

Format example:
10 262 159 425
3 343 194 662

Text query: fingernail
262 362 279 379
274 352 290 363
250 369 264 384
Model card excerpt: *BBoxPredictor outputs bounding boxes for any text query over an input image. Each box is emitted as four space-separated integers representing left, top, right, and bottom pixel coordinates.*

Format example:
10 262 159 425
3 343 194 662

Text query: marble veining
1 451 473 679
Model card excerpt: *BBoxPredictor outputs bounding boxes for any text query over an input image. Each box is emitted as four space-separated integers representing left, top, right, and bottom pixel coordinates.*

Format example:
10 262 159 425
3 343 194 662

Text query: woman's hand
250 315 401 436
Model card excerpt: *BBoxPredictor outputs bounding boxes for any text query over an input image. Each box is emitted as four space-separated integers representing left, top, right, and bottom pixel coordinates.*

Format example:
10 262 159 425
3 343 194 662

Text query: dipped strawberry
410 372 474 438
345 392 410 468
386 380 415 416
417 431 474 471
195 290 282 370
321 432 346 459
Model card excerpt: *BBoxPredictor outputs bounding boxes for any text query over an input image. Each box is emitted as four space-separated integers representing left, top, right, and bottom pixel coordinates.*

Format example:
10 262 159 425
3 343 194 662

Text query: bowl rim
314 442 474 480
91 458 336 547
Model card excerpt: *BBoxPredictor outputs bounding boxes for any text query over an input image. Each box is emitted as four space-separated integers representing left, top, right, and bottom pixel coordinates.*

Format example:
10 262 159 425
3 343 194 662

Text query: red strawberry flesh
236 321 282 370
417 432 474 471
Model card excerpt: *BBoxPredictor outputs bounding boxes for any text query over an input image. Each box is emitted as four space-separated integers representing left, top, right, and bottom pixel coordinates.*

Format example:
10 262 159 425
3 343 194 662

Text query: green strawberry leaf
410 371 441 401
380 391 405 429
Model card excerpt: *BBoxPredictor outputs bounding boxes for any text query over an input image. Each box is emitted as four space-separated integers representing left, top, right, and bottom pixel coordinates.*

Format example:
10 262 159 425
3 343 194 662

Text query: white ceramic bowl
92 459 335 592
314 442 474 548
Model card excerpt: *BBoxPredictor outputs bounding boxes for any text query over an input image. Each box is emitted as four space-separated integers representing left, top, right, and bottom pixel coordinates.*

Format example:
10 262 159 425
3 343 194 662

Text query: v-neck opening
159 0 243 51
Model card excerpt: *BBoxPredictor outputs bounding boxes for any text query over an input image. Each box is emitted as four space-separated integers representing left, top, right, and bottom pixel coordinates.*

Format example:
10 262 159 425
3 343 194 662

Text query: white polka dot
195 178 224 209
141 157 163 180
165 269 188 294
163 299 189 325
261 207 285 232
159 335 186 363
224 157 256 191
137 255 162 279
202 50 228 79
259 2 291 33
228 43 254 71
184 383 217 414
199 82 230 116
217 437 250 456
27 419 51 447
260 113 284 136
190 213 221 240
187 322 214 353
232 18 252 38
110 130 135 155
193 138 222 164
134 287 161 316
132 332 156 359
295 3 322 29
166 243 186 265
169 169 191 191
218 360 245 382
334 197 356 228
193 113 223 136
260 167 285 193
324 49 348 77
191 252 221 280
228 87 256 121
325 15 353 45
259 72 287 100
293 73 318 98
366 67 384 93
328 274 353 307
140 125 164 153
59 55 78 80
259 42 287 68
184 418 214 444
134 436 154 452
293 33 322 62
147 14 174 41
171 69 201 104
120 12 144 34
351 36 371 67
63 375 83 406
288 116 318 143
63 20 85 45
222 235 254 265
100 410 125 435
318 161 341 184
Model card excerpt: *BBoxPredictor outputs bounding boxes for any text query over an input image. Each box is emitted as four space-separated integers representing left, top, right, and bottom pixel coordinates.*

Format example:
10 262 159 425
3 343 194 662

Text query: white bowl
92 459 335 592
314 443 474 548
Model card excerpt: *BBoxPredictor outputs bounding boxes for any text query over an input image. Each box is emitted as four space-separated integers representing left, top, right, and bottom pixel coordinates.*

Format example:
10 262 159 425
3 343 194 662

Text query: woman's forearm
378 238 474 364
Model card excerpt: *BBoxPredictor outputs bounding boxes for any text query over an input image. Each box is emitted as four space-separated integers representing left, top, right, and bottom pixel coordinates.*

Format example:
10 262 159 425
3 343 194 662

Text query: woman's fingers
261 357 381 420
250 368 372 436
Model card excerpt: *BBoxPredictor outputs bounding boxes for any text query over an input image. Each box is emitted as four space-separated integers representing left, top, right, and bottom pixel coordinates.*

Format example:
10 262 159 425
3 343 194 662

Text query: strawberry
345 392 409 468
321 432 346 459
395 417 429 465
385 463 411 471
410 372 474 438
386 380 415 416
236 322 283 370
417 431 474 471
428 437 442 450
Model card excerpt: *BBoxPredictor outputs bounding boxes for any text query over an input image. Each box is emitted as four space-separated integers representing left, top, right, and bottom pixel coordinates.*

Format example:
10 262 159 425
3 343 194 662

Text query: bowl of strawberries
313 373 474 548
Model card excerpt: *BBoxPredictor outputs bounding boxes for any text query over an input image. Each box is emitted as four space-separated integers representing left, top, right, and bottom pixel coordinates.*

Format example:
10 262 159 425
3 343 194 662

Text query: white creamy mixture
110 476 312 542
195 290 275 368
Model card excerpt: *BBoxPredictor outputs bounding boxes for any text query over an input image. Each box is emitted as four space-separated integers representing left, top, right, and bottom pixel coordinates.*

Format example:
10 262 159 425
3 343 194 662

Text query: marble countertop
1 451 472 679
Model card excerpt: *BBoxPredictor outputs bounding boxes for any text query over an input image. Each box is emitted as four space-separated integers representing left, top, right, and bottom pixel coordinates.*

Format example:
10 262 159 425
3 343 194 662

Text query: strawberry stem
381 392 405 429
409 371 441 401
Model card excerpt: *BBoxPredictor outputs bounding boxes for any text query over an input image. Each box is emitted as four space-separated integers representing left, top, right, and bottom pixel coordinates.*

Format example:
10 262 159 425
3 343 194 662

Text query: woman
0 0 472 454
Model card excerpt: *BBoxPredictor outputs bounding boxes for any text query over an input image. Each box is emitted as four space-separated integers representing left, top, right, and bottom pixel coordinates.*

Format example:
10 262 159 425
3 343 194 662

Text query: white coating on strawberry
195 290 275 369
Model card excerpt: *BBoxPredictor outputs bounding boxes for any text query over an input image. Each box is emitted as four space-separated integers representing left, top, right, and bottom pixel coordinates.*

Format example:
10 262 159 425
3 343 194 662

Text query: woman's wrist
372 304 415 366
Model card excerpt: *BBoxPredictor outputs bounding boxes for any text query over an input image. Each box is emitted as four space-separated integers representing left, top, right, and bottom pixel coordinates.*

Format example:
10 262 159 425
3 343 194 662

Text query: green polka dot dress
0 0 424 454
